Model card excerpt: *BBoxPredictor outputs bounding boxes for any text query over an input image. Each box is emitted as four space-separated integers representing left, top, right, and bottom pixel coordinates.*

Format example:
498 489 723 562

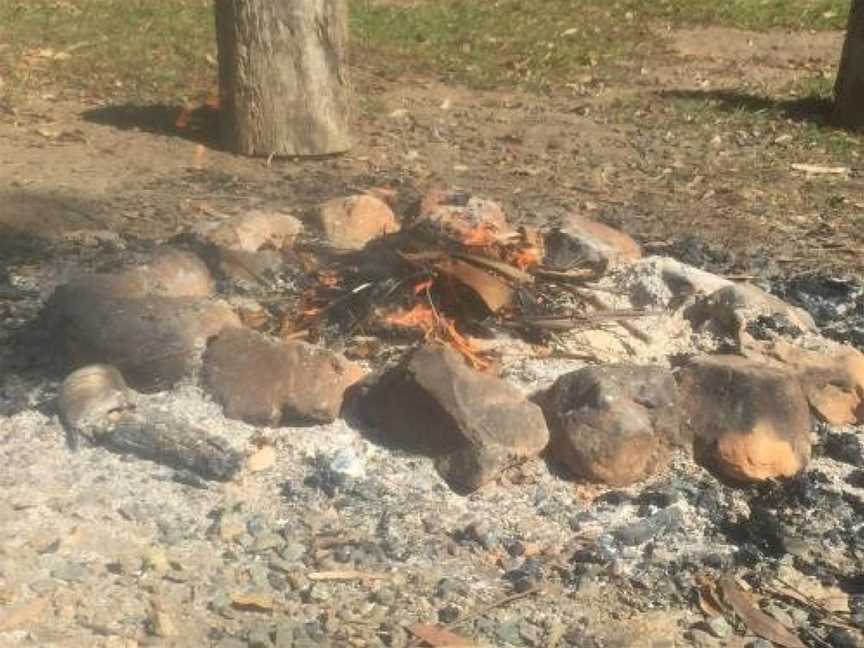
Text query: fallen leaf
438 258 514 312
719 577 806 648
247 445 276 472
230 592 275 612
407 623 477 647
791 163 849 176
0 597 49 631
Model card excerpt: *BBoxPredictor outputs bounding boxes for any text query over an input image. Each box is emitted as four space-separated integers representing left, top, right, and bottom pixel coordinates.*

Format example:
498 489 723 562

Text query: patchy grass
0 0 851 102
640 0 850 31
0 0 213 102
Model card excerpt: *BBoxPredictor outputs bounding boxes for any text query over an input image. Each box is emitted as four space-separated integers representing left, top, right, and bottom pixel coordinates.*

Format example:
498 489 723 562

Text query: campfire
269 189 639 370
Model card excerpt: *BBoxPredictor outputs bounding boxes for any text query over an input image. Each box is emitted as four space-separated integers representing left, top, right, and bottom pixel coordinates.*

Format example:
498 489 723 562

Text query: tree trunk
213 0 352 156
834 0 864 129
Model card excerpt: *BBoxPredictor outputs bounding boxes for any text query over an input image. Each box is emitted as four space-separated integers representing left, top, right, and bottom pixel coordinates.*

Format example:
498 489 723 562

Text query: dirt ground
1 25 861 278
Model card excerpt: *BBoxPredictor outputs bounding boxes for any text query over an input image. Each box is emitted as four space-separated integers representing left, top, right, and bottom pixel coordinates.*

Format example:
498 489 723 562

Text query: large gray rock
202 328 365 426
45 285 240 393
59 248 214 299
354 344 549 492
537 364 681 486
685 283 817 352
678 355 812 483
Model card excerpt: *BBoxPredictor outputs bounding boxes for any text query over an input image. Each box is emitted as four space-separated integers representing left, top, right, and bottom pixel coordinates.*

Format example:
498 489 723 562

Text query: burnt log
214 0 352 156
101 413 243 482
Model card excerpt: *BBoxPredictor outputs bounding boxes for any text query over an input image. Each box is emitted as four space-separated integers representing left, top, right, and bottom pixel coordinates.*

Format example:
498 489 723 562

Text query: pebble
50 562 91 583
251 532 285 553
613 507 683 546
247 624 273 648
279 542 307 562
703 615 731 638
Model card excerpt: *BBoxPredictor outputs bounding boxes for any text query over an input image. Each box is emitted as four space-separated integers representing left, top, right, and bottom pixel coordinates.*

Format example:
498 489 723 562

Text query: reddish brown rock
678 355 812 483
62 248 213 300
543 214 641 273
537 365 681 486
417 189 512 243
316 195 400 250
685 283 817 352
354 344 549 492
45 285 240 392
768 341 864 426
203 328 365 425
203 209 302 252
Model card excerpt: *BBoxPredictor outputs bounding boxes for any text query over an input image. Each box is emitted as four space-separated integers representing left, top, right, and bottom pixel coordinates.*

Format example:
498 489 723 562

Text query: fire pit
2 185 864 647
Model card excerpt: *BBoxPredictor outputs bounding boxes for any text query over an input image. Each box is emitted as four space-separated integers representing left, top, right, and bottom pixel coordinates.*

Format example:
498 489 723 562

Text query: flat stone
537 364 681 486
544 213 641 273
355 344 549 492
203 327 364 425
202 208 302 252
678 355 812 483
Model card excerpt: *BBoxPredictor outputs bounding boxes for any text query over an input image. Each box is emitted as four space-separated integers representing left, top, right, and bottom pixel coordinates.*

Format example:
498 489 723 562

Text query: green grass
639 0 850 30
0 0 853 101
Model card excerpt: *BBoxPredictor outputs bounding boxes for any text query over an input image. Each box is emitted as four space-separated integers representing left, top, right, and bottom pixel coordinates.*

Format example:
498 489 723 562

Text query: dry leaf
230 592 275 612
0 597 49 631
719 577 806 648
247 445 276 472
438 258 514 312
407 623 477 647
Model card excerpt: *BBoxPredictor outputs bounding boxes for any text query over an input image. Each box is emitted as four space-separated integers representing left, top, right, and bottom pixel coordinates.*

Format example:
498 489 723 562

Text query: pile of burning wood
277 189 641 369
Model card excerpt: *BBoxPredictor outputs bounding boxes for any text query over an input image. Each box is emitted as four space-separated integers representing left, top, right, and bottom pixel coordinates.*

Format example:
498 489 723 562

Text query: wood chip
407 623 477 647
718 577 806 648
791 163 850 176
0 597 49 631
307 570 390 581
230 592 275 612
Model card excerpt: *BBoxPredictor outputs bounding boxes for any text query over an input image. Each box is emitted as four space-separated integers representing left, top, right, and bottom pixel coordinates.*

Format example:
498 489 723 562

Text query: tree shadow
80 102 221 147
660 89 835 127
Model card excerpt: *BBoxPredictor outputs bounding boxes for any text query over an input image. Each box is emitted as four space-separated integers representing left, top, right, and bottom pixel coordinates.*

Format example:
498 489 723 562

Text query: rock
202 209 302 252
58 248 213 299
685 283 817 352
212 247 287 284
57 364 135 437
537 364 681 486
418 189 510 237
543 214 641 273
678 355 812 483
203 328 364 425
316 195 400 250
45 286 241 392
355 344 549 492
613 507 683 546
620 256 733 310
767 341 864 426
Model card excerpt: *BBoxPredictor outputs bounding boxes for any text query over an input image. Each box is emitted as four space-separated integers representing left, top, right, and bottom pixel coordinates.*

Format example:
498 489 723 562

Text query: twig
405 586 541 647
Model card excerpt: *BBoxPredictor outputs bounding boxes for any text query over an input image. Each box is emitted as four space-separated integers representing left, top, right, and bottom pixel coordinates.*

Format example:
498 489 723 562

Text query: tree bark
214 0 352 156
834 0 864 129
